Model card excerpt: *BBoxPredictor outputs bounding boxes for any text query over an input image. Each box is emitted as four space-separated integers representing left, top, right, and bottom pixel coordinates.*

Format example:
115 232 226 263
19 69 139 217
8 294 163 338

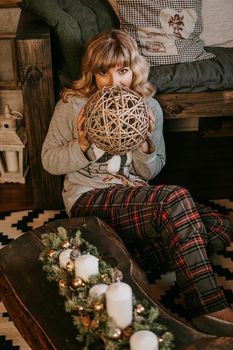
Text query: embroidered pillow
116 0 215 66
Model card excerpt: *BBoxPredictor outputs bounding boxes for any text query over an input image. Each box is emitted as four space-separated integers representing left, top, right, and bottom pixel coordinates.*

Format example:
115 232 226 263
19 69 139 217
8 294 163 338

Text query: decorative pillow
21 0 119 80
116 0 215 66
200 0 233 48
149 47 233 93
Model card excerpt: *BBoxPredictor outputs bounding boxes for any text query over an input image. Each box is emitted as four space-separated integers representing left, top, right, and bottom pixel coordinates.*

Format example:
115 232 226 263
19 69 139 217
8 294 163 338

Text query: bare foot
209 307 233 323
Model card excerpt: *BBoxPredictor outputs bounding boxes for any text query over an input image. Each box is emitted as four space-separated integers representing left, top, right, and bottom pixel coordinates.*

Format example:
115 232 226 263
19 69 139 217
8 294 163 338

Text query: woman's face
94 65 133 90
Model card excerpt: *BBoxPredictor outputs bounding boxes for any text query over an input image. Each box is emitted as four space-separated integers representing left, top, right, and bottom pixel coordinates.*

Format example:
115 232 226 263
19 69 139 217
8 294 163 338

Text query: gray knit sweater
41 96 166 215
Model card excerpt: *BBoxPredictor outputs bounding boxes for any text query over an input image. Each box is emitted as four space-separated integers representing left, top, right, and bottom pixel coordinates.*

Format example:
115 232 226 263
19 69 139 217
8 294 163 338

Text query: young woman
41 29 233 336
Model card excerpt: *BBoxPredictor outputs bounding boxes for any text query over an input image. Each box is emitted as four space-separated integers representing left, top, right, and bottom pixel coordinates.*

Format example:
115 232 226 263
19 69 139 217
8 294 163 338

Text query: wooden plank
0 0 21 8
0 33 16 38
0 81 21 89
0 177 34 211
0 6 21 33
0 38 21 87
0 90 23 112
157 90 233 119
11 38 20 84
16 35 63 209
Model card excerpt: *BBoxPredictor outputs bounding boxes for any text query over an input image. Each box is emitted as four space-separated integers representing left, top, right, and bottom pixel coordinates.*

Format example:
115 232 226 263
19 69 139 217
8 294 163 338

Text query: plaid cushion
117 0 215 66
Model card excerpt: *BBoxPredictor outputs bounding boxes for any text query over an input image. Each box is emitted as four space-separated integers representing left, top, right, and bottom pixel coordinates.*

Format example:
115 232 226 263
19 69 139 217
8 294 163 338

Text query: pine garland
39 226 174 350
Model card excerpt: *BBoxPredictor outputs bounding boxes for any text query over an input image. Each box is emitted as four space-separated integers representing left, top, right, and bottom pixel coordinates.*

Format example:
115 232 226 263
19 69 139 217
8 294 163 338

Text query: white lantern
0 104 29 184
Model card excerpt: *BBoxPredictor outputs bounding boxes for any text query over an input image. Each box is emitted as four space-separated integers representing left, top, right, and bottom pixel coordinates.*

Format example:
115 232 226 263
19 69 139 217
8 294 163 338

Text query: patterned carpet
0 209 68 350
0 199 233 349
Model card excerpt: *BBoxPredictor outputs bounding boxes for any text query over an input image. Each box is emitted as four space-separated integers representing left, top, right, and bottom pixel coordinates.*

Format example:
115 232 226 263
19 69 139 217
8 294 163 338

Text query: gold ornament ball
135 304 145 314
71 277 83 288
66 261 74 272
84 85 149 155
93 301 104 312
101 273 110 283
61 240 70 249
76 305 84 313
109 327 122 339
47 249 56 258
59 279 67 289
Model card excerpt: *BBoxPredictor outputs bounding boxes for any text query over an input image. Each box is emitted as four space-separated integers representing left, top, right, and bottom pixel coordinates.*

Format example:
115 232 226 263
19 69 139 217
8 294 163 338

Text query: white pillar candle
59 249 73 269
5 151 18 172
89 283 108 298
75 254 99 281
106 282 132 329
130 330 158 350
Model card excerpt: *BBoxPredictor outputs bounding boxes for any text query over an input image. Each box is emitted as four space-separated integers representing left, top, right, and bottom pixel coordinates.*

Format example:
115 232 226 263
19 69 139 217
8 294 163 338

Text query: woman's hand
138 110 155 153
77 107 91 153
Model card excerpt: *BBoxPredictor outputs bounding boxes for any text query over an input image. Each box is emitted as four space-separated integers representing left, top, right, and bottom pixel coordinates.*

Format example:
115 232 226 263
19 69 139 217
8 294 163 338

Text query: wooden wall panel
17 36 63 209
0 90 23 113
0 6 21 32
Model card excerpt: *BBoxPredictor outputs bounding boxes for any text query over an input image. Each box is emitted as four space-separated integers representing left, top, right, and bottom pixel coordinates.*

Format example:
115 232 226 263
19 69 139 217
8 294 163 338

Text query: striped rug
0 199 233 349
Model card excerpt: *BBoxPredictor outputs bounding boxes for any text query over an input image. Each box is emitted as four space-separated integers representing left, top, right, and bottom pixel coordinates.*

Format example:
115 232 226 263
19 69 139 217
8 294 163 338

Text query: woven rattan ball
84 85 149 155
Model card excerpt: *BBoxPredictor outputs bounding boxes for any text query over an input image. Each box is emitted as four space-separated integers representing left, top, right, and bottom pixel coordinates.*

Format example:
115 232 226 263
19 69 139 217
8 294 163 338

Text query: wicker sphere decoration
84 85 149 155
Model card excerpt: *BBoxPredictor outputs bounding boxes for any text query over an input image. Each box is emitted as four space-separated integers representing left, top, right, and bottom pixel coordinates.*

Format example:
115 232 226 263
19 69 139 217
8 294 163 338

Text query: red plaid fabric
71 184 233 316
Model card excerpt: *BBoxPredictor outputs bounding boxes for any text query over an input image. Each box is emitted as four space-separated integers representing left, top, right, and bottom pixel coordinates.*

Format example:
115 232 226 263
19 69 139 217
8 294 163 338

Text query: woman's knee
153 184 192 202
207 215 233 252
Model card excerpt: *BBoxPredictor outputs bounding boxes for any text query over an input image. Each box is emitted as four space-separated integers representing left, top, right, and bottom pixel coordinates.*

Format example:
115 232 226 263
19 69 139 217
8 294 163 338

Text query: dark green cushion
150 46 233 93
21 0 119 79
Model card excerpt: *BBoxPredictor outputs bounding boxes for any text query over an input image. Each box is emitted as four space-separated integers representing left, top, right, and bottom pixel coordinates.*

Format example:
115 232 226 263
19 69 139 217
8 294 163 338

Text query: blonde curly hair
62 29 155 101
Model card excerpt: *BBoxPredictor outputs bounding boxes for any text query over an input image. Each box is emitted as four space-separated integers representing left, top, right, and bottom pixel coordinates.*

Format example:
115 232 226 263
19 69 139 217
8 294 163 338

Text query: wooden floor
0 175 34 212
0 131 232 213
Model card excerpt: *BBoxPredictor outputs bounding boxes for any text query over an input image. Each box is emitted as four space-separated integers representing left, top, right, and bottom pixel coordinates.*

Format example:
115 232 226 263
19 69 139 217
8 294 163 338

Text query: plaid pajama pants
71 184 233 316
